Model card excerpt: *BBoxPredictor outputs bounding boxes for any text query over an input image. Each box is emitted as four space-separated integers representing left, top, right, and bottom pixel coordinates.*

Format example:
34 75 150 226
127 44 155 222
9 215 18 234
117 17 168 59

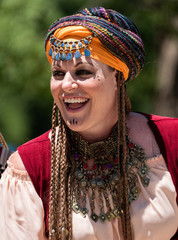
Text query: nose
61 72 78 92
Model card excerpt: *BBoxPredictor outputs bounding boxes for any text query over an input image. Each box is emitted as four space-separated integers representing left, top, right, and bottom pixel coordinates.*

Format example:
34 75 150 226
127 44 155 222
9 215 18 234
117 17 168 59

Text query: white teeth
64 98 88 103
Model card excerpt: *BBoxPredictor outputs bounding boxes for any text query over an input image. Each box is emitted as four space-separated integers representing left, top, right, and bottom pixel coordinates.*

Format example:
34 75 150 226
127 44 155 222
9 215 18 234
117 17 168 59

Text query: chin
65 118 82 131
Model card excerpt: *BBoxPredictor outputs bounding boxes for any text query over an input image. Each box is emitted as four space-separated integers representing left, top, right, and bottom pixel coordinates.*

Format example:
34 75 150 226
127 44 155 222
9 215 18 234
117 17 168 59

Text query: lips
63 97 89 109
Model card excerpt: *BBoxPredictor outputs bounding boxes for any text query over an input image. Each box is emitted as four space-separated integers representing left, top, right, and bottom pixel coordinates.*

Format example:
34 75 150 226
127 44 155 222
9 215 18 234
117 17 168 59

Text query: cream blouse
0 154 178 240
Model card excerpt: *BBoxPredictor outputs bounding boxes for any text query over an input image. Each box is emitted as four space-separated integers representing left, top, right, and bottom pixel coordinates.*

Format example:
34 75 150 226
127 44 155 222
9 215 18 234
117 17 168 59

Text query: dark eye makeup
76 69 93 75
52 70 65 77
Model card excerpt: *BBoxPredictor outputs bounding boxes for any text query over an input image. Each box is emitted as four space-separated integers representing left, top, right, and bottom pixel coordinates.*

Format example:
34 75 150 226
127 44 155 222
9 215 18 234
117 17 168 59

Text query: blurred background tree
0 0 178 147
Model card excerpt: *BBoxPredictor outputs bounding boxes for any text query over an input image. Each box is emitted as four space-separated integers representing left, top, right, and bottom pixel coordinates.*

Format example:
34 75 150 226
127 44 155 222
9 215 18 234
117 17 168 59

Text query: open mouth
64 97 89 109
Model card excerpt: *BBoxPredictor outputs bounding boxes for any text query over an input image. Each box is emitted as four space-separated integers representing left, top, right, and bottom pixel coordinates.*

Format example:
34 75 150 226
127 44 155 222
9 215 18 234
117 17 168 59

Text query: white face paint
50 56 118 142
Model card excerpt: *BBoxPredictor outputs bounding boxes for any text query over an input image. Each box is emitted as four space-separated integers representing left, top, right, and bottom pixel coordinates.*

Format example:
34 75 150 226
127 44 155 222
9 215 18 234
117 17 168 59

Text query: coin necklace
68 125 150 222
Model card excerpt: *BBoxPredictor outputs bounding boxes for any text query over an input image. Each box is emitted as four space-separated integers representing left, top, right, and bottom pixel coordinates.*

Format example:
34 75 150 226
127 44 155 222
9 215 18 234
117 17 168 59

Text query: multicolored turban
45 7 145 81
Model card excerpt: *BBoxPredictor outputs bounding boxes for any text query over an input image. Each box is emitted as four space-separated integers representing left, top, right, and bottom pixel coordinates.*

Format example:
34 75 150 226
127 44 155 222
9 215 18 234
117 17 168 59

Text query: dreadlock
49 103 72 240
119 72 132 239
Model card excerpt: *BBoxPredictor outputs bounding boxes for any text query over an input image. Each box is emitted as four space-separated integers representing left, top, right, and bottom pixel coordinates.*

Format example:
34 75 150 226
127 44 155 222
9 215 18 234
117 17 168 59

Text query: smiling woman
50 58 118 141
0 6 178 240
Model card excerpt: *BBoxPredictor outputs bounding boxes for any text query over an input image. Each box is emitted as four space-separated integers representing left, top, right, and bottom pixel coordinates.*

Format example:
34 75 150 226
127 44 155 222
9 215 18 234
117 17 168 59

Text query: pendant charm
90 213 98 222
72 203 80 214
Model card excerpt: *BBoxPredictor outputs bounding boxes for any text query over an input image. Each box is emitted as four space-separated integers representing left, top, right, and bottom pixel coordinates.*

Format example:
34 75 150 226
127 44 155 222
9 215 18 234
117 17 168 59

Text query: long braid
55 111 64 239
58 121 68 239
67 172 74 240
54 107 64 239
54 108 62 213
117 72 124 234
67 138 76 240
49 102 57 239
49 103 70 239
120 75 132 240
125 92 131 113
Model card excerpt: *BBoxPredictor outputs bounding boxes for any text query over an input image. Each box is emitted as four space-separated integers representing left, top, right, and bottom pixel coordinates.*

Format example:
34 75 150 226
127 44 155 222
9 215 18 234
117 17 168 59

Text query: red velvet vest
17 114 178 239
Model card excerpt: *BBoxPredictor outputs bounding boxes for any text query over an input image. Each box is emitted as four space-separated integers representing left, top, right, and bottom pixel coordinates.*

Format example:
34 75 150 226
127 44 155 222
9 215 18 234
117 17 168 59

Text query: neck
75 121 118 144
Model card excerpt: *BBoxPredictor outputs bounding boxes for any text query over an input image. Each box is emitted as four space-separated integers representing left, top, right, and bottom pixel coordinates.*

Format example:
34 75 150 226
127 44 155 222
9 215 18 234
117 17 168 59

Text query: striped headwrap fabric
45 7 145 81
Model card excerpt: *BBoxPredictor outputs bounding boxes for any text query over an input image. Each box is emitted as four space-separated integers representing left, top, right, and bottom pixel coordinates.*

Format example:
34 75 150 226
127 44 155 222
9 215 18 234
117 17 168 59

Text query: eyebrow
53 60 94 69
74 61 94 67
55 62 62 68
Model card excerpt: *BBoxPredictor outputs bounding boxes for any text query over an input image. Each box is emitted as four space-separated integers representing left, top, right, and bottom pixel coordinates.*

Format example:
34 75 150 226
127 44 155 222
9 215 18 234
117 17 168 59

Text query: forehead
51 55 109 70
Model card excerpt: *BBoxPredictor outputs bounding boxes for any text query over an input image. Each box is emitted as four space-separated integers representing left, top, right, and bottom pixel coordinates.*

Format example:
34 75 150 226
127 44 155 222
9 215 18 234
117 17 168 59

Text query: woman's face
50 56 118 141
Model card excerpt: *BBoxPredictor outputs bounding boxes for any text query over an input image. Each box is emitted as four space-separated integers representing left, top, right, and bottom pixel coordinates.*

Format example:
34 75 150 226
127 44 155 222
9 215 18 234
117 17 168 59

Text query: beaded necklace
68 125 150 223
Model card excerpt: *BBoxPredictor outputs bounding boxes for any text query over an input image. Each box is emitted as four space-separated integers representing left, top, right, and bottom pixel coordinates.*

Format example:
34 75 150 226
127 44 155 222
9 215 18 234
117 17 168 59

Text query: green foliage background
0 0 178 146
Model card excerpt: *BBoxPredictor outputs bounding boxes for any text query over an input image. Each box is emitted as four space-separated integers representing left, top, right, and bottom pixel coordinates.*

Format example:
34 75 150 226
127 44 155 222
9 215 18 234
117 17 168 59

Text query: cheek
50 78 61 98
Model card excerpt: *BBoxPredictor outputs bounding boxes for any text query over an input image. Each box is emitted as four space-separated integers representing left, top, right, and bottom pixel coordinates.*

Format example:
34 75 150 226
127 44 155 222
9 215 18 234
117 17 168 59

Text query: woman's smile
63 97 90 111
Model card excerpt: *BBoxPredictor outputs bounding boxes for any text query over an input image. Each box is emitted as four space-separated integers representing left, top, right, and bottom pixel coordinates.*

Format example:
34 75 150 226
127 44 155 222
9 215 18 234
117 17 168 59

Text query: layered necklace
68 125 150 223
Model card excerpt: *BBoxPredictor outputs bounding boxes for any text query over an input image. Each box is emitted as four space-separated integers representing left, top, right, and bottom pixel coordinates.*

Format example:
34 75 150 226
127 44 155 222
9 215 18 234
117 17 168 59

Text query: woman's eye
52 70 65 77
76 70 92 76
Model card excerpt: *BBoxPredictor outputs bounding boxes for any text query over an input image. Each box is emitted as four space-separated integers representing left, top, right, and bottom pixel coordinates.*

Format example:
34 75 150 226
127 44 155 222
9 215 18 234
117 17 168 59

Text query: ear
114 70 122 89
112 70 118 91
115 70 125 87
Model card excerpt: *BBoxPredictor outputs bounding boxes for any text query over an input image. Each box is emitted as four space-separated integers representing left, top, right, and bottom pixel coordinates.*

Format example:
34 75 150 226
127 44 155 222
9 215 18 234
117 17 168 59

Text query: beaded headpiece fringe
49 34 94 61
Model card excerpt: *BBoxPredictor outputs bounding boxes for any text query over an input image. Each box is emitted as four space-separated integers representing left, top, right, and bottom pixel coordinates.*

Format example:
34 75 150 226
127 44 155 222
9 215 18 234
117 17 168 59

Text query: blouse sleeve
0 162 47 240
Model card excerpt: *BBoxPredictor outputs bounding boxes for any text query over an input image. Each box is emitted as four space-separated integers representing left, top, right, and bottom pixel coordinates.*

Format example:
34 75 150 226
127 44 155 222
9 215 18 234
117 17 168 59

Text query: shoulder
140 112 178 126
18 130 51 148
9 151 26 171
127 112 178 157
141 113 178 142
128 112 178 135
127 112 160 157
11 130 51 172
127 112 153 137
17 130 51 154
